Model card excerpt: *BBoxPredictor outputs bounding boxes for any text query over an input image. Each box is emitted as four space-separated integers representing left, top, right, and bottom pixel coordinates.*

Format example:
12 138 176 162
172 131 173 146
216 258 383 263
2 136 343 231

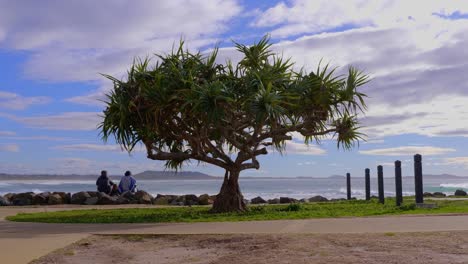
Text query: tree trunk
211 170 246 213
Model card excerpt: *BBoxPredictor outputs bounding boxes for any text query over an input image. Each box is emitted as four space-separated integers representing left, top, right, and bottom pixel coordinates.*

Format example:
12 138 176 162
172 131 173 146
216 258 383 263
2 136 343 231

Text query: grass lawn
7 198 468 224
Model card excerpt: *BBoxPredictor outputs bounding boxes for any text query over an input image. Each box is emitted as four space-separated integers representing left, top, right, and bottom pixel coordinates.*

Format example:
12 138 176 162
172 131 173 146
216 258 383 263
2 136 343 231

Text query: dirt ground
32 232 468 264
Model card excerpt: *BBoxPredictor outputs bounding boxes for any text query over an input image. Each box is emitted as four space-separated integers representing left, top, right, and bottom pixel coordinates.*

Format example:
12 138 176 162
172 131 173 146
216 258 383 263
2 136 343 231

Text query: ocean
0 177 466 200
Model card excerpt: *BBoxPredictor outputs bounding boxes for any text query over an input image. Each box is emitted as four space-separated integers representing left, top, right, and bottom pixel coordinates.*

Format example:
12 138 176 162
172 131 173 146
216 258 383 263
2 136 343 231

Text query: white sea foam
440 183 468 189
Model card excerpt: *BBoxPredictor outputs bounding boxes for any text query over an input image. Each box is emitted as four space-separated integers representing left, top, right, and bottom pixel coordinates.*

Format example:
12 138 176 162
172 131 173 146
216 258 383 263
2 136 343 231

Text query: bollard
395 160 403 206
414 154 424 204
365 168 370 201
378 165 384 204
346 173 351 200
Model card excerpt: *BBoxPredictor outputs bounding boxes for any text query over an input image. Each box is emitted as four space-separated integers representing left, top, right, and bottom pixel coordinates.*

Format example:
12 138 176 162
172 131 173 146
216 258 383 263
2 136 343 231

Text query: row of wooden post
346 154 424 206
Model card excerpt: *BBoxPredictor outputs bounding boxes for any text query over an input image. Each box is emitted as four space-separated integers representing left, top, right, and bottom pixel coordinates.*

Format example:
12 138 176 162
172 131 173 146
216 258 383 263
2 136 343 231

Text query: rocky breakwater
0 191 217 206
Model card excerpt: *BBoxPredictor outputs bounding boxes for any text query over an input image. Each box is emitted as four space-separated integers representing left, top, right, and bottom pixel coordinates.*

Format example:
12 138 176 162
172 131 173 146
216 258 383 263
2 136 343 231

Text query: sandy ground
32 232 468 264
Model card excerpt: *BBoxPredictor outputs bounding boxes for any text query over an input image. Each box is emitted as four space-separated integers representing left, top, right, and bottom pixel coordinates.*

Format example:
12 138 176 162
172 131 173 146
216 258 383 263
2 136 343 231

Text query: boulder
251 196 267 204
0 195 10 206
268 198 280 204
53 192 71 203
279 197 297 204
299 198 308 203
455 189 467 196
84 197 99 205
48 194 64 205
87 191 100 198
309 195 328 202
153 196 169 205
116 196 130 204
433 192 446 197
39 192 51 199
423 192 434 197
121 191 138 203
12 192 35 206
71 191 91 205
198 194 213 205
97 193 118 205
32 194 48 205
184 194 199 205
3 193 14 201
134 190 153 204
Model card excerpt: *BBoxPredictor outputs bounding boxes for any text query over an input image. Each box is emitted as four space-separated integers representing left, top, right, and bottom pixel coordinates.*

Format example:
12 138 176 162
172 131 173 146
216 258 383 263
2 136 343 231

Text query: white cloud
0 144 19 152
361 95 468 138
54 144 124 152
360 146 456 156
283 141 326 155
1 112 101 130
442 157 468 168
0 131 16 136
0 0 242 83
253 0 467 38
53 144 145 153
0 91 51 110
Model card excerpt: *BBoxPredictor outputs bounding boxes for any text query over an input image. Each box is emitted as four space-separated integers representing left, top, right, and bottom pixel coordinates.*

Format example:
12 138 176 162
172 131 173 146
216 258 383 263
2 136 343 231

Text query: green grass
7 198 468 224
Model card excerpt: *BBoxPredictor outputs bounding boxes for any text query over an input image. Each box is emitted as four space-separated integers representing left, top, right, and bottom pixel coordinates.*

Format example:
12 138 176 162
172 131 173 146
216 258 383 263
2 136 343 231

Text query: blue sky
1 0 468 177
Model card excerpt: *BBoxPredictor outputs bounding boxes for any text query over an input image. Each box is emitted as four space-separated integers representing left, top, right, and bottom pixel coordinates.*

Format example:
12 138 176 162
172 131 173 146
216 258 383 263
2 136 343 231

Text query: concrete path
2 206 468 263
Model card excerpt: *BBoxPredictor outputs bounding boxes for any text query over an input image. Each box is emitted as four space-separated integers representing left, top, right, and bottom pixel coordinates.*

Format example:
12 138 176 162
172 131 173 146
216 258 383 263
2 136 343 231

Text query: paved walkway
2 205 468 263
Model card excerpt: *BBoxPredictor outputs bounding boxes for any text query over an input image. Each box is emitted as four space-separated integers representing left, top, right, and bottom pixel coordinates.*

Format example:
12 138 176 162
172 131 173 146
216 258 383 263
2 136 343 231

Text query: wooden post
414 154 424 204
365 168 370 201
346 172 351 200
395 160 403 206
378 165 384 204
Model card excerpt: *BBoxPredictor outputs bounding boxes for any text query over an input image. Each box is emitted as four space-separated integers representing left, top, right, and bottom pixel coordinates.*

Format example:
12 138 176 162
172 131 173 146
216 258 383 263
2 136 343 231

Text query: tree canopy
100 36 370 212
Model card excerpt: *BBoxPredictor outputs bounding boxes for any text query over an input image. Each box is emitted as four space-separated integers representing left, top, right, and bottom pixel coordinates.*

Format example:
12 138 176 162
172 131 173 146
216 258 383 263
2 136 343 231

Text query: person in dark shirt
96 170 117 195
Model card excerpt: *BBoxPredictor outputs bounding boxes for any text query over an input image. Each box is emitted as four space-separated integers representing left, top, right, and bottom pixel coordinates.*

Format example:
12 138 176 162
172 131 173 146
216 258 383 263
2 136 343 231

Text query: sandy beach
32 232 468 264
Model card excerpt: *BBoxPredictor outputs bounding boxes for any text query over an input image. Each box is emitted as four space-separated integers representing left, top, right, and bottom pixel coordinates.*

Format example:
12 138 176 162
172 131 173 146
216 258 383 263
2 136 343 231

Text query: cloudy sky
1 0 468 177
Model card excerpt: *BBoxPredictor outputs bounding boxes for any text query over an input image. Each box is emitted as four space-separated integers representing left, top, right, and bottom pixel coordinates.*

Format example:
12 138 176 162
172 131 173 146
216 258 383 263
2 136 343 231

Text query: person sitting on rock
96 170 116 195
118 171 137 193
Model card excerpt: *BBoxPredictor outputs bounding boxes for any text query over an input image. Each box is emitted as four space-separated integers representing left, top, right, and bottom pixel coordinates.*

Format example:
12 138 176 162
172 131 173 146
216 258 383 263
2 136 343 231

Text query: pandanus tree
100 36 369 213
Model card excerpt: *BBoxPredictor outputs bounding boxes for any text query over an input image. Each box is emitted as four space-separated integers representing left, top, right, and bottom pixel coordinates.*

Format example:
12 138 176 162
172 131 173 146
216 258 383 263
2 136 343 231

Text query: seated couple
96 170 137 196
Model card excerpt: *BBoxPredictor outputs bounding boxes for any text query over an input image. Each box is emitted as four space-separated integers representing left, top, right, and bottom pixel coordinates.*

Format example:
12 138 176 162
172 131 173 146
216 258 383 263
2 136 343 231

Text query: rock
299 198 308 203
279 197 297 204
0 195 10 206
121 191 138 203
198 194 213 205
3 193 14 201
12 192 35 206
251 196 267 204
84 197 99 205
71 191 91 205
170 200 178 206
39 192 51 199
97 193 118 205
116 196 130 204
48 194 64 205
153 196 169 205
87 191 100 198
184 194 199 205
433 192 446 197
423 192 434 197
455 189 467 196
134 190 153 204
309 195 328 202
32 194 48 205
268 198 280 204
53 192 71 203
